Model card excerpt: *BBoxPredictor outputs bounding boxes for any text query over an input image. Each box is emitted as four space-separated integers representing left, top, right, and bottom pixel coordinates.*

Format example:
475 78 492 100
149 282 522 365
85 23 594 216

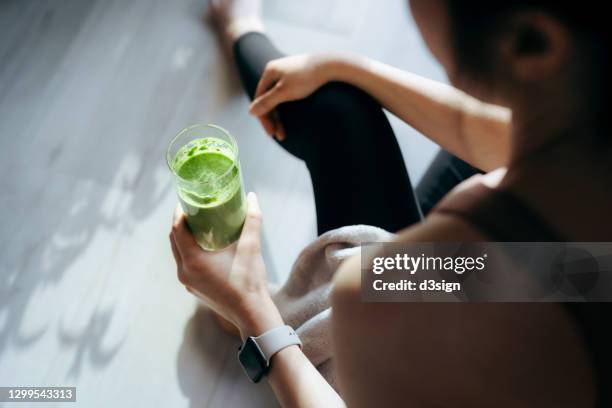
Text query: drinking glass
167 124 246 250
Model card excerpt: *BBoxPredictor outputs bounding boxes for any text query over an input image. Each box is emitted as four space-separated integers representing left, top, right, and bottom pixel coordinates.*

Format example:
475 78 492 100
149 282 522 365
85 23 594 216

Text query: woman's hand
169 192 283 338
171 193 344 407
249 53 339 140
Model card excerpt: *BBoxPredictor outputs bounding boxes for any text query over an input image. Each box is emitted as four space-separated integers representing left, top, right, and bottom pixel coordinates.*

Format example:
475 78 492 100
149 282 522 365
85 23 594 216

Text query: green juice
172 137 246 250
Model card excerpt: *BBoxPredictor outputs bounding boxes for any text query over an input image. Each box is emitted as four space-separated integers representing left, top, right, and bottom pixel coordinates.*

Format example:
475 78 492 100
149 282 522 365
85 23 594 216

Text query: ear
498 12 574 82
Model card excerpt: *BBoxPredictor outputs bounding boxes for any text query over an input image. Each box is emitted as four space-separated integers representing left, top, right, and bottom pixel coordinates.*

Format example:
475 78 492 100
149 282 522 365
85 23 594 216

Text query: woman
169 0 611 406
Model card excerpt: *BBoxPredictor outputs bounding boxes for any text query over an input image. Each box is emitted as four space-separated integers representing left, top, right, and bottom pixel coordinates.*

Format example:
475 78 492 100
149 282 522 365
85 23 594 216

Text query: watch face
238 338 267 383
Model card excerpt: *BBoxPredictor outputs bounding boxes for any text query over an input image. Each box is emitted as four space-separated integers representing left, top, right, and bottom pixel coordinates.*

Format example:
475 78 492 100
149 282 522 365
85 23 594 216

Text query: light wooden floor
0 0 442 406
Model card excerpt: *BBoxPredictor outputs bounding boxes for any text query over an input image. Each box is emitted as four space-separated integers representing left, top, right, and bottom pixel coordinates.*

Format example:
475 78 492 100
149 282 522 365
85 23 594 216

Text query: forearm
267 346 345 408
324 53 511 171
237 296 344 408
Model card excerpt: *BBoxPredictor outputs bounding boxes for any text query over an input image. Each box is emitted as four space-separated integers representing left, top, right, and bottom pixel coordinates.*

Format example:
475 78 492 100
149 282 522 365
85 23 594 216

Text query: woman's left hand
169 192 283 338
249 53 339 140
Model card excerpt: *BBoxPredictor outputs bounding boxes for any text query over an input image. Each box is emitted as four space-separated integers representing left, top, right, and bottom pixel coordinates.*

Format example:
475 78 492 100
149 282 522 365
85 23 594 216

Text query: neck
508 103 601 167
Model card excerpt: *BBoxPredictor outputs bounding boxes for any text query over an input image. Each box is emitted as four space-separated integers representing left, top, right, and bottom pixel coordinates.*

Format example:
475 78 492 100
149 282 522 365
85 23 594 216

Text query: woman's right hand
248 53 339 140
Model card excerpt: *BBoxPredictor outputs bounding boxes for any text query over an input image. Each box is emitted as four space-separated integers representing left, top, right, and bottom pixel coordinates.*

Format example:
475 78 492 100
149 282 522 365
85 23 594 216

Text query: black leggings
234 32 478 234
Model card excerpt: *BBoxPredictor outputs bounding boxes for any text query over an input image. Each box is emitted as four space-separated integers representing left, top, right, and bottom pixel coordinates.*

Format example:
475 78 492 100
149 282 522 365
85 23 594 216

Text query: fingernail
173 205 184 223
247 192 260 211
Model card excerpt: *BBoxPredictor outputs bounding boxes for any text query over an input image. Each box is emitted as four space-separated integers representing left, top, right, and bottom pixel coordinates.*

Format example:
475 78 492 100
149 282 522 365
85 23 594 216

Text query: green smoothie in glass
167 124 246 250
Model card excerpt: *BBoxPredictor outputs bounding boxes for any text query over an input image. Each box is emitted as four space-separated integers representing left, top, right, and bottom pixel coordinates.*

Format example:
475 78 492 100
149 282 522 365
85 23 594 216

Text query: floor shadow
0 0 289 386
176 305 240 408
58 308 125 379
0 0 188 380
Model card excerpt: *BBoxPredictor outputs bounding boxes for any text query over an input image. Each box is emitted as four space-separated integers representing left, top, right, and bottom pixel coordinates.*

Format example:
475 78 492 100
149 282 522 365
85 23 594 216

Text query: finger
249 83 288 117
239 192 263 243
173 205 183 226
171 233 190 285
272 111 285 141
276 122 286 141
258 114 276 138
169 233 183 269
172 204 201 259
171 206 184 264
253 66 280 100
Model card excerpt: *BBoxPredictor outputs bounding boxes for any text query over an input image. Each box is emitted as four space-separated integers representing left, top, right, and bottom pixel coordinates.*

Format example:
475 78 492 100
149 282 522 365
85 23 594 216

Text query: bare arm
268 347 345 408
249 53 511 171
330 214 594 407
239 308 345 408
170 194 343 408
325 54 511 171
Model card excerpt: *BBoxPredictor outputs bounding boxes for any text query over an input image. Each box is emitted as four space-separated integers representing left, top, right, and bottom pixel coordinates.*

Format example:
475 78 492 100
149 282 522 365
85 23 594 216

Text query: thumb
241 192 263 240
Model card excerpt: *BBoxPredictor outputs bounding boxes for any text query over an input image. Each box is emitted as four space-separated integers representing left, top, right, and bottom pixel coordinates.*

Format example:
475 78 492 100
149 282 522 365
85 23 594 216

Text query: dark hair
445 1 608 126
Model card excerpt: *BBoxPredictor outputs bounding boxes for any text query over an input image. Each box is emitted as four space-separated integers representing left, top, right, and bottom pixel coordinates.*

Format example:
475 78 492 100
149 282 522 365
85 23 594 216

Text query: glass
167 124 246 250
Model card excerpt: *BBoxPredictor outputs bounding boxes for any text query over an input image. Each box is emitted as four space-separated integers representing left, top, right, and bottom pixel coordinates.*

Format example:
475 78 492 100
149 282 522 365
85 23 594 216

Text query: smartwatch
238 325 302 383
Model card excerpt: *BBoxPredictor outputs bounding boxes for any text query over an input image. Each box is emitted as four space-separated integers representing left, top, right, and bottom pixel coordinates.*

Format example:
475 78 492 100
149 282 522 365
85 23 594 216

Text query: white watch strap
253 325 302 364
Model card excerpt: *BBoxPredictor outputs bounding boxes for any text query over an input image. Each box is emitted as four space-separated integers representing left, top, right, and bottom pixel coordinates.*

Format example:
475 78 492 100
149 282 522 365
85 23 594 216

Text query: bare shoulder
396 212 487 242
333 169 507 299
330 213 594 407
332 212 486 301
330 212 487 352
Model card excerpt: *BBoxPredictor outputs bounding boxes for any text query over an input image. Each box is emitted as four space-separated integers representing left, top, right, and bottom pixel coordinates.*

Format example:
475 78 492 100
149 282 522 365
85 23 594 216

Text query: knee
308 82 380 120
277 82 387 156
280 82 383 135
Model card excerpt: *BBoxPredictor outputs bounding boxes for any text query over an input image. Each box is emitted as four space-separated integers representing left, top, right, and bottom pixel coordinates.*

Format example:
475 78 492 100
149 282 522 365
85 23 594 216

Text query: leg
233 33 420 234
415 149 480 216
210 0 473 233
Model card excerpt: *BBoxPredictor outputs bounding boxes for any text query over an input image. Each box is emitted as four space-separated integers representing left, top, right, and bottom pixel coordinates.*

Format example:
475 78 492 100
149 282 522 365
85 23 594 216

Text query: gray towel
271 225 393 388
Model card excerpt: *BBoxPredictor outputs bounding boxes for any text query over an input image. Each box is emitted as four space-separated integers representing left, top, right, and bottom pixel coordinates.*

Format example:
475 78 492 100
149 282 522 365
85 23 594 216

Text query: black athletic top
434 182 611 407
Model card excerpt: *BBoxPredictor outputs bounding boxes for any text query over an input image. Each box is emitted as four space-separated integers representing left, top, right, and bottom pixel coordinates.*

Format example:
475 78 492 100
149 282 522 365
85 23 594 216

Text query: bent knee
280 83 383 135
310 82 378 117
